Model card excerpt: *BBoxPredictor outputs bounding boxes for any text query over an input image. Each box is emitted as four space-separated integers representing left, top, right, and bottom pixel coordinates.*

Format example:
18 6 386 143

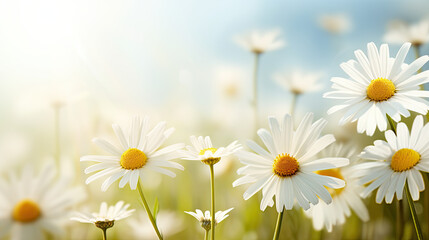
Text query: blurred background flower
318 13 351 35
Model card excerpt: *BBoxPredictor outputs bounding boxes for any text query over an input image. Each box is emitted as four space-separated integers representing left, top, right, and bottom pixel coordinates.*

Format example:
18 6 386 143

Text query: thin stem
252 53 261 133
137 181 163 240
102 229 107 240
272 209 284 240
210 164 216 240
387 114 404 240
413 44 421 66
396 199 404 240
425 173 429 240
290 93 299 116
405 184 423 240
205 229 209 240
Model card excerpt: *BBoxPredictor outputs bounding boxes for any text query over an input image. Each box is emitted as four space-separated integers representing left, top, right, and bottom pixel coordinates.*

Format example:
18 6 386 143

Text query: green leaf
153 198 159 221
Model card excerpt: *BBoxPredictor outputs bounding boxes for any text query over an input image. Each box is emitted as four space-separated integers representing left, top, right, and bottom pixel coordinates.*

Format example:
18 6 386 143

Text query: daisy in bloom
304 143 369 232
274 70 323 95
181 136 240 240
233 112 349 213
355 115 429 203
71 201 134 240
235 29 284 132
71 201 134 226
181 136 241 166
0 163 84 240
384 19 429 47
234 29 284 54
81 116 185 191
213 65 247 100
129 211 184 240
324 42 429 136
185 208 233 231
318 13 351 35
274 70 324 115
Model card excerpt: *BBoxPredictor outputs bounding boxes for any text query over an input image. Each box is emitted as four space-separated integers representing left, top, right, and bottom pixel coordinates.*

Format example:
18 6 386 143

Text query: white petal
300 158 349 172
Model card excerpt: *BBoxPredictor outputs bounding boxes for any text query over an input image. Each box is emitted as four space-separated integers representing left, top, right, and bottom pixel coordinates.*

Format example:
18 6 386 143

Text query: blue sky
1 0 429 118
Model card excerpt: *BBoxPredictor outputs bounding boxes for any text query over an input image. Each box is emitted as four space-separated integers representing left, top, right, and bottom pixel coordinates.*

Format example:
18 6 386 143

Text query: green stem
290 93 299 116
252 52 261 133
272 209 284 240
387 114 403 240
396 199 404 240
205 229 209 240
102 229 107 240
413 44 421 68
425 173 429 240
405 185 423 240
137 181 163 240
210 164 216 240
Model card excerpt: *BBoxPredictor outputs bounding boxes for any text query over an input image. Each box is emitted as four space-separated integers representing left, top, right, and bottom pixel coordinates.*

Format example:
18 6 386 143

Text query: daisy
355 115 429 203
185 208 233 231
0 163 84 240
235 29 284 131
71 201 134 225
233 112 349 212
129 211 184 240
324 42 429 136
181 136 241 165
181 136 239 240
318 13 351 35
234 29 284 54
71 201 134 240
81 116 185 191
213 65 247 100
274 70 323 95
384 19 429 47
304 143 369 232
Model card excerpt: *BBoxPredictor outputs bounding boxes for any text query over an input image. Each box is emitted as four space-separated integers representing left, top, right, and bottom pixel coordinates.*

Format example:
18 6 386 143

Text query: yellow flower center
199 148 220 165
199 148 217 155
252 48 263 54
391 148 420 172
120 148 147 170
366 78 396 102
273 153 299 177
316 168 345 196
13 199 41 223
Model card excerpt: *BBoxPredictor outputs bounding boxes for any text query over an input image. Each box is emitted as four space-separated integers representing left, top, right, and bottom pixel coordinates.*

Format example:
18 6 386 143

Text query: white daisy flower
384 19 429 47
180 136 241 165
213 65 247 100
71 201 134 228
129 211 184 239
234 29 285 54
305 143 369 232
318 13 351 35
81 116 185 191
354 115 429 203
274 70 323 95
185 208 233 231
0 163 85 240
233 113 349 212
324 42 429 136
